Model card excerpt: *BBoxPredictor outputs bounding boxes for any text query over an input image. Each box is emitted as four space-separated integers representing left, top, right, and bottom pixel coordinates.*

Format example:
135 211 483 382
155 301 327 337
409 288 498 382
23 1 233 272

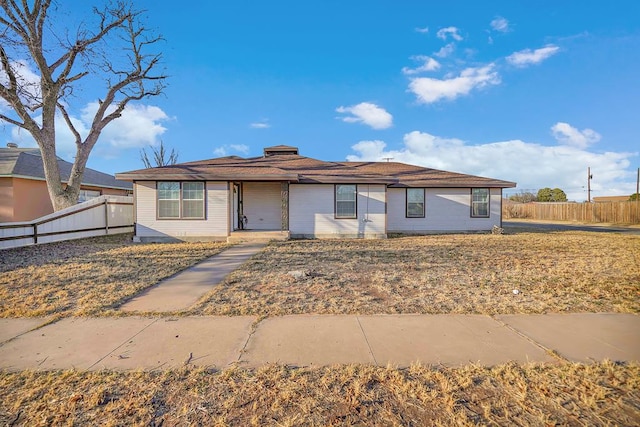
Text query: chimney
6 142 18 148
263 145 299 157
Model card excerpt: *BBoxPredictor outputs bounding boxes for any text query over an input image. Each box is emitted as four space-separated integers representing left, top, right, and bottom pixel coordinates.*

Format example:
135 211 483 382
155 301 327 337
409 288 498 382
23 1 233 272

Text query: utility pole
636 168 640 224
587 167 593 203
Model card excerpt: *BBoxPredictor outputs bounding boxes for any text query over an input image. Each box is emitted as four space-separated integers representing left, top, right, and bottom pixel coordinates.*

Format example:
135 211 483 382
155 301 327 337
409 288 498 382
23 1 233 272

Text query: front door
233 183 244 230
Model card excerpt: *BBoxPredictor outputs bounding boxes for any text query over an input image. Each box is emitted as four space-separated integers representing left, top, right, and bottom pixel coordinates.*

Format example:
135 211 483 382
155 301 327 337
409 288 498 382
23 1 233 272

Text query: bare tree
0 0 166 210
508 191 537 203
140 139 178 168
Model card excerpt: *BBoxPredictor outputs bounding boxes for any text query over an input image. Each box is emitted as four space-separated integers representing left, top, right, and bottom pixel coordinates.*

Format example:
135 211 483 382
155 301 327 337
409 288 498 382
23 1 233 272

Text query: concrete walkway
0 313 638 371
120 242 266 312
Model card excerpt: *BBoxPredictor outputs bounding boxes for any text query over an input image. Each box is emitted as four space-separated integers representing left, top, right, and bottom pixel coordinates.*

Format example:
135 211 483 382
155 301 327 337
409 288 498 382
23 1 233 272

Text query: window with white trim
158 182 205 219
182 182 205 218
471 188 490 218
335 184 357 218
406 188 425 218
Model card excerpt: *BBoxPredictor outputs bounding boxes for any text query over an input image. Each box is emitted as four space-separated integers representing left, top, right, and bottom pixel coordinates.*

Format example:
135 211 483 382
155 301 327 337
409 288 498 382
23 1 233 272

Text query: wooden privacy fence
504 201 640 224
0 195 134 250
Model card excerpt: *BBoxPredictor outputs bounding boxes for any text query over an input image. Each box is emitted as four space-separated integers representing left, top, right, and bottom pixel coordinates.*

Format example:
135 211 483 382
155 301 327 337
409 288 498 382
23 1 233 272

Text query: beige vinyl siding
387 187 502 232
289 184 386 238
242 182 282 230
134 181 229 240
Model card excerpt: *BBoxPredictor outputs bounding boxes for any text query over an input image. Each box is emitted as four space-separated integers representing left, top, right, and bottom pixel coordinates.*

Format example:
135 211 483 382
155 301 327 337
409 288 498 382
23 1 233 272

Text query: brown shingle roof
1 147 132 190
116 153 516 188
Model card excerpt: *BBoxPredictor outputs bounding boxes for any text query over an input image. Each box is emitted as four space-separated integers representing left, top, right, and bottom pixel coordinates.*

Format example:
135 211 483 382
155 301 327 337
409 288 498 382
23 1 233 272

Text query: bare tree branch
49 5 131 80
0 112 24 127
34 0 50 45
140 140 179 168
0 44 40 133
56 101 82 146
0 0 167 211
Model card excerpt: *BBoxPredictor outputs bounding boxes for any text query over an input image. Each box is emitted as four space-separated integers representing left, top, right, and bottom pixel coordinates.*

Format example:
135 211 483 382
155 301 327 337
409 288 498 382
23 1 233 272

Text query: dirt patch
193 231 640 316
1 361 638 426
0 234 229 318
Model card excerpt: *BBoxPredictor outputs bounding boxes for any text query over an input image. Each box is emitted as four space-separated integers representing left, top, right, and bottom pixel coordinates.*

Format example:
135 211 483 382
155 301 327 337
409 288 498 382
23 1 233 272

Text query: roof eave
299 175 397 184
2 173 132 189
116 173 301 182
390 181 517 188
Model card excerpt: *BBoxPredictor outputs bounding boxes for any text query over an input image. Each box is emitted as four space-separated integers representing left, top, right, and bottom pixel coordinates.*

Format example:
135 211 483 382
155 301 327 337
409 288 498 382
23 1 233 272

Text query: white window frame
471 188 490 218
406 188 425 218
335 184 357 219
157 181 205 219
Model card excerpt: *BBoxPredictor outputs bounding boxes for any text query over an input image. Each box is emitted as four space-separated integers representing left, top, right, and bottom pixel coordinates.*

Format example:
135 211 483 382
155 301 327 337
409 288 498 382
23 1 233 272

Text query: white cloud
11 112 88 159
506 44 560 67
250 120 270 129
213 144 250 157
347 131 637 202
433 43 456 58
551 122 601 149
83 103 169 149
490 17 510 33
436 26 463 41
402 55 440 75
0 60 42 108
8 102 169 160
230 144 250 154
336 102 393 130
408 64 500 104
415 26 429 33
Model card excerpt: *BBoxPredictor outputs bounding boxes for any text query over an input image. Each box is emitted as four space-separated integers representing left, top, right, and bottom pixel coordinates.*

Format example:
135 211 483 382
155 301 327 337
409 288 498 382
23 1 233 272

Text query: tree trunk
38 106 76 211
1 0 166 212
42 140 93 212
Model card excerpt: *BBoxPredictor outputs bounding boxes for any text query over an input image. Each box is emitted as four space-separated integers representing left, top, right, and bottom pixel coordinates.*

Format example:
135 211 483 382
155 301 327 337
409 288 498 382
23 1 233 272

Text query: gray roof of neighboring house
0 147 132 190
117 146 516 188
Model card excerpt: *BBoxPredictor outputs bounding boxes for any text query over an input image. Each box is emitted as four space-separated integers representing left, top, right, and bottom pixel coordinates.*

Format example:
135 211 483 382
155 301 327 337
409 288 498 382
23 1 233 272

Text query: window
335 184 357 218
78 189 100 203
471 188 490 218
158 182 205 219
406 188 425 218
158 182 180 218
182 182 205 218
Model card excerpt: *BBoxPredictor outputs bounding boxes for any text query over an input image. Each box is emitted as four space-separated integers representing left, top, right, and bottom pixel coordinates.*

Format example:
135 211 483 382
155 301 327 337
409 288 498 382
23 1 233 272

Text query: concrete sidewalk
120 242 266 312
0 313 638 371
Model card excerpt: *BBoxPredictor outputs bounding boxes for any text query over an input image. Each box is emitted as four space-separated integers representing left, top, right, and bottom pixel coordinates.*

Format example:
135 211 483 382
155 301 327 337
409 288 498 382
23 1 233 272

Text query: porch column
281 181 289 231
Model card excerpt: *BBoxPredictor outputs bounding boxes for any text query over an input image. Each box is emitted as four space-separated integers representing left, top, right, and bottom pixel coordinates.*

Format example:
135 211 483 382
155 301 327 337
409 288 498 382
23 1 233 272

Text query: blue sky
2 0 639 201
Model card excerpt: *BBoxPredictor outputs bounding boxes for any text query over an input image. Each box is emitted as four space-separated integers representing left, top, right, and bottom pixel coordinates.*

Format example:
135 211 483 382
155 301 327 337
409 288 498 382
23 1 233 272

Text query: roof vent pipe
6 142 18 148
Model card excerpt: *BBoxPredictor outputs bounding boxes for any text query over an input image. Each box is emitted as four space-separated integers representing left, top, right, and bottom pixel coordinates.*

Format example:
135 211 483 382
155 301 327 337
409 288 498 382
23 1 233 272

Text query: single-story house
115 145 516 241
0 144 133 222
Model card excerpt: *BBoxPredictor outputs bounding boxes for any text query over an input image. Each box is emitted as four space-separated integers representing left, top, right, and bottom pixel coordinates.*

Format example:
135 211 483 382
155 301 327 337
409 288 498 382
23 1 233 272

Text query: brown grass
193 231 640 316
1 361 638 426
1 230 638 318
0 234 228 318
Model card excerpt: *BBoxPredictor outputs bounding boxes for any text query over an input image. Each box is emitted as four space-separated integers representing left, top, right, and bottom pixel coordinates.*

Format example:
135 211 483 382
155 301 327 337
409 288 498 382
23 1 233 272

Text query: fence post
104 198 109 234
33 223 38 244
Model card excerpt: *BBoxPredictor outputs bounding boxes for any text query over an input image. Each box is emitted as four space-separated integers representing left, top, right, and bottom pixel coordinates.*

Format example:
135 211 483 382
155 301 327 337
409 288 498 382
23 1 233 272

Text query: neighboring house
0 144 133 222
116 145 516 241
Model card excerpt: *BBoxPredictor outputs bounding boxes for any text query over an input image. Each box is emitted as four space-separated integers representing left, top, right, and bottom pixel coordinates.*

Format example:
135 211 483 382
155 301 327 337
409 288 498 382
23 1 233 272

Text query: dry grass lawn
1 230 638 318
193 231 640 316
0 234 228 318
1 231 638 425
1 361 638 426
